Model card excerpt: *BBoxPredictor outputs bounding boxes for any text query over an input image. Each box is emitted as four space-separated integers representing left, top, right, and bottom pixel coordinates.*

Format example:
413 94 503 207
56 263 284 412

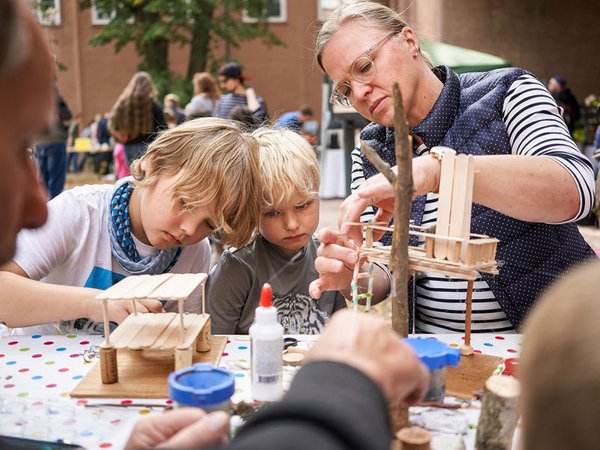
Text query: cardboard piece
446 353 503 399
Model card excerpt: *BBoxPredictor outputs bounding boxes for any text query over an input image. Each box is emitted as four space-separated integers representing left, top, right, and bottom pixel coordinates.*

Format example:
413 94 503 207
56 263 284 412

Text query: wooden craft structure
96 273 212 384
350 147 499 355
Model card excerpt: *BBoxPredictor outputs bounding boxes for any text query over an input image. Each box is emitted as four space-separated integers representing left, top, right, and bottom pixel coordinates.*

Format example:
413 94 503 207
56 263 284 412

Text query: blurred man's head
298 105 314 124
0 0 52 263
548 75 567 94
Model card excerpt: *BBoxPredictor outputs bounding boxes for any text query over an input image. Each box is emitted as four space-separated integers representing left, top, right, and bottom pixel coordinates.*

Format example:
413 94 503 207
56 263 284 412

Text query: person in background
34 84 72 199
164 93 186 124
2 7 429 449
228 105 262 131
96 111 113 177
215 62 268 123
66 113 81 173
276 105 314 133
186 72 220 119
547 75 581 134
207 128 355 334
309 1 596 334
164 107 178 129
108 71 166 167
276 105 317 144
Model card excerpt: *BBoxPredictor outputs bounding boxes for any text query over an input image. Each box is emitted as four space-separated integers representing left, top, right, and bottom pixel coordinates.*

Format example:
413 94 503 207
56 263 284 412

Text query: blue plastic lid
168 363 235 406
403 337 461 371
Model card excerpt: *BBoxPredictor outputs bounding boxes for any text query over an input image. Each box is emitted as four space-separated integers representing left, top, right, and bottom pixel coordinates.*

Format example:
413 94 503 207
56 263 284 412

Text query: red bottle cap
502 357 519 378
260 283 272 308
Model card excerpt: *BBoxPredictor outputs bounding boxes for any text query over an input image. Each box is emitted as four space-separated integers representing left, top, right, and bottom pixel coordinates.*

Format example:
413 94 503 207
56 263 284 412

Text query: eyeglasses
330 32 397 108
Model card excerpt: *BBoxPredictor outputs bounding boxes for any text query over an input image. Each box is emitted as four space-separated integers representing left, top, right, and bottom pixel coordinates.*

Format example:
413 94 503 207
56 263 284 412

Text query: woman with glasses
309 1 596 334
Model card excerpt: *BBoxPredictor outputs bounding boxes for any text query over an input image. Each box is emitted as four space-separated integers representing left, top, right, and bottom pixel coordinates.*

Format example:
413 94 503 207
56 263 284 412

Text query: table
0 333 522 449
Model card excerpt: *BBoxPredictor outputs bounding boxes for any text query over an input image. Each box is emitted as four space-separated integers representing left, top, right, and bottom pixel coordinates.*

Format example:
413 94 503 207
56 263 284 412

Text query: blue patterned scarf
109 177 182 275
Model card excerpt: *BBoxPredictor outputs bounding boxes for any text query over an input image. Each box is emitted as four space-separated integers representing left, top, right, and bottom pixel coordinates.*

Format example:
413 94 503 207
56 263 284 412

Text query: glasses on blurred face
330 32 397 108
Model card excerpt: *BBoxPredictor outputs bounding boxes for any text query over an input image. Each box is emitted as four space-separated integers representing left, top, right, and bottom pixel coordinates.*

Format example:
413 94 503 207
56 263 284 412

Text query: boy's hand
305 310 429 405
87 297 164 324
309 228 358 299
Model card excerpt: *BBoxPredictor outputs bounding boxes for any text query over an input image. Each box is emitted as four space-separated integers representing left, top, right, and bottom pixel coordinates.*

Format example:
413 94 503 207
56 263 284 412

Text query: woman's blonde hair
252 127 320 210
315 1 432 72
192 72 221 101
108 71 156 138
130 117 261 247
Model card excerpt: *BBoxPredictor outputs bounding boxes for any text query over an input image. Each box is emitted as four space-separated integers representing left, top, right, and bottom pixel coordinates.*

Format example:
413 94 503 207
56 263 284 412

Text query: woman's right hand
309 228 358 299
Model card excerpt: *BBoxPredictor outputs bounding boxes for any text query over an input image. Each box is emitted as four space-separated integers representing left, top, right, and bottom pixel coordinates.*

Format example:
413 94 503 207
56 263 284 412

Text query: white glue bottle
250 283 283 401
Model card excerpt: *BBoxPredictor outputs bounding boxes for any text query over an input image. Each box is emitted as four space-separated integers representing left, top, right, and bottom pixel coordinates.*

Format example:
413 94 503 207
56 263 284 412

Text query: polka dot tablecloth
0 333 522 449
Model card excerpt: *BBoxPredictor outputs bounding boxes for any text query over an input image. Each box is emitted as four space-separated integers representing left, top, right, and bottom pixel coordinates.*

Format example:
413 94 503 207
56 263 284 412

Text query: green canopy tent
420 40 511 73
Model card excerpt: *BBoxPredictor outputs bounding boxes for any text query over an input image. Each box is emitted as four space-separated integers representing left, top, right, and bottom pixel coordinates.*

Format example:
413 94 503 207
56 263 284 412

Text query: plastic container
249 283 284 402
404 337 461 403
168 363 235 412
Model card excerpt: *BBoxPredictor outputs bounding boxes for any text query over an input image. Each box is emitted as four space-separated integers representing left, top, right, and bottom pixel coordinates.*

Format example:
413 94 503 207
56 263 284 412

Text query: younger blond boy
0 118 261 334
207 127 346 334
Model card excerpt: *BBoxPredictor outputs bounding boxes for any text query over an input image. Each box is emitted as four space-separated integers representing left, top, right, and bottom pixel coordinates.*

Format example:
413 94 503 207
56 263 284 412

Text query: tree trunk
188 2 217 78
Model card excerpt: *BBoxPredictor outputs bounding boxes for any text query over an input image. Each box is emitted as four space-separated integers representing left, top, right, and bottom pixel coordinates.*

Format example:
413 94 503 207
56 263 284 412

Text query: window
35 0 61 26
244 0 287 23
91 2 116 25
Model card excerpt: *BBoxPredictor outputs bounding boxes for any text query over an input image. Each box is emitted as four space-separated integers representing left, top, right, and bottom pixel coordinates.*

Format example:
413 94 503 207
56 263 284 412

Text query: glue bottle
249 283 283 401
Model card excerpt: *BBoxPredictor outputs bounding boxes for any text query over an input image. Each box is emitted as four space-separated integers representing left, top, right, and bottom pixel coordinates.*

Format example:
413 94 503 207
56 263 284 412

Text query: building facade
37 0 599 127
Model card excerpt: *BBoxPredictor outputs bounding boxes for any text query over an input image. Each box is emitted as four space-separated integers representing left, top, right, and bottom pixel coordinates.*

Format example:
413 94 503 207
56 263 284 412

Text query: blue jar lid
168 363 235 406
403 338 461 371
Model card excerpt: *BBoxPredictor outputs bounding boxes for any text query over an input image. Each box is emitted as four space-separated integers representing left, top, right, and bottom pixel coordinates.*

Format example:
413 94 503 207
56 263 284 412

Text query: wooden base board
71 335 227 399
446 352 503 399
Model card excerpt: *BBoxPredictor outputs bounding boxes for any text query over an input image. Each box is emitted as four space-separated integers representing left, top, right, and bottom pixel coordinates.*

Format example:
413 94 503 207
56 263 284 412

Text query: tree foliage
78 0 283 99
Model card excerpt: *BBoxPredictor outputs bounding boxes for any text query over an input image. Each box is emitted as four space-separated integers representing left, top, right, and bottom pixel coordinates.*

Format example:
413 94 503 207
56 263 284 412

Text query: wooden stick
178 299 185 344
100 346 118 384
461 279 474 356
360 140 397 186
389 80 413 337
102 298 111 347
476 375 520 450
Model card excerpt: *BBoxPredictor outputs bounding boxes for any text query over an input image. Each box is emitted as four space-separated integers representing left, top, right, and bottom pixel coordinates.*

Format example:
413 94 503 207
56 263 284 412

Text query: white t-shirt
12 184 211 334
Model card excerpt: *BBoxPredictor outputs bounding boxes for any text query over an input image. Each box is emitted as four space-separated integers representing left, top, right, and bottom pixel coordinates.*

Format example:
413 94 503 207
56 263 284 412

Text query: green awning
421 40 512 73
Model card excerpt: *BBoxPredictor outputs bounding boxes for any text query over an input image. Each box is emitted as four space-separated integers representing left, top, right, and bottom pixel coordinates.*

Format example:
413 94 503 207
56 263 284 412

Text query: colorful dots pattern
0 332 523 450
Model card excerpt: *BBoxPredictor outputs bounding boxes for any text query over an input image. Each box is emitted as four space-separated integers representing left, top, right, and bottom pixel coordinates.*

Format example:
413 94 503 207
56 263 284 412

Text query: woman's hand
338 155 441 243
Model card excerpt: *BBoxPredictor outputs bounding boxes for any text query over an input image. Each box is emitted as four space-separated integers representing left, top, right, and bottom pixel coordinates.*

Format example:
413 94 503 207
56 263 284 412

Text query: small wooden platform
109 313 210 351
71 335 227 398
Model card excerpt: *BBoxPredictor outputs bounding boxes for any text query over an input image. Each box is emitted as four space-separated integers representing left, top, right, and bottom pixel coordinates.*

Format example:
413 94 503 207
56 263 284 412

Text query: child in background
0 118 261 334
207 128 346 335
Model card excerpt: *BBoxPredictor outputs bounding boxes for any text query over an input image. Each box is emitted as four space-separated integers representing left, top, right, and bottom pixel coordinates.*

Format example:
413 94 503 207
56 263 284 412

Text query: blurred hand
305 309 429 405
125 408 230 450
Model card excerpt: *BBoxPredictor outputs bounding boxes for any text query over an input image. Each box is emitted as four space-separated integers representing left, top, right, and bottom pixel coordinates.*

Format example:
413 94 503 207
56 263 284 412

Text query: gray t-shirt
207 235 346 334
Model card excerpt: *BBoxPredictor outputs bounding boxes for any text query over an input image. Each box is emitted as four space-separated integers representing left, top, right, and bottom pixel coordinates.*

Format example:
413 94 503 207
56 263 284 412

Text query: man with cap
215 62 268 123
548 75 581 134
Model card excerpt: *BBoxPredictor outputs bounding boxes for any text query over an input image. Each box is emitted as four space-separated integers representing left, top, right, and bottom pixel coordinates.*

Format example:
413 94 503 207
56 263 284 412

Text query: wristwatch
429 146 456 161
